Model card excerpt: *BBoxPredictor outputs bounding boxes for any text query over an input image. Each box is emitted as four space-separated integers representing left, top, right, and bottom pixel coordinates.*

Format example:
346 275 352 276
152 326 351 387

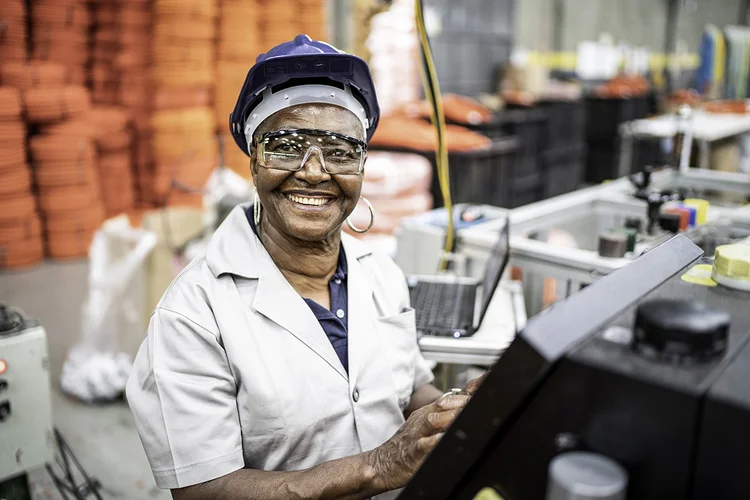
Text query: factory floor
1 261 169 500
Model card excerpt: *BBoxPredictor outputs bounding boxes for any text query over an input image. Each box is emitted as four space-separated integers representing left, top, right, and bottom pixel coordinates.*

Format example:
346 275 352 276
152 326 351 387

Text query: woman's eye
330 149 350 158
275 143 294 152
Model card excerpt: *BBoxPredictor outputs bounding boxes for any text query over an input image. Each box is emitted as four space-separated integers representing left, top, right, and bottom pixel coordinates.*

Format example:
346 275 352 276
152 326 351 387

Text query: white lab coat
126 203 434 499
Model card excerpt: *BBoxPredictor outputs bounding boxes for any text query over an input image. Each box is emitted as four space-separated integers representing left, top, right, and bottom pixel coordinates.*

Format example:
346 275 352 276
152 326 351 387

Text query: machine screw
554 432 580 452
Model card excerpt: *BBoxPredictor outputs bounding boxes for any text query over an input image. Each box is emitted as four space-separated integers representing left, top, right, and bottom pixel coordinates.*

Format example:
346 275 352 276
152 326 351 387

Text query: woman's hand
369 393 469 491
460 372 489 396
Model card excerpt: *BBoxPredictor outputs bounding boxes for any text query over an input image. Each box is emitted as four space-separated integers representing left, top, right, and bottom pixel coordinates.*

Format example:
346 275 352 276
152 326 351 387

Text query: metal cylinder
546 451 628 500
598 232 628 258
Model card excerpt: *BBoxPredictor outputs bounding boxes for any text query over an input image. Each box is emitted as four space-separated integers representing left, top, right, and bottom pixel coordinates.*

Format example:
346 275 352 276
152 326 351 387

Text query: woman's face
250 103 365 242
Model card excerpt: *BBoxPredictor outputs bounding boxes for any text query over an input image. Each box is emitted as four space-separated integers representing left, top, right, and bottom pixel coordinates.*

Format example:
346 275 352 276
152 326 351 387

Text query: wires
415 0 454 272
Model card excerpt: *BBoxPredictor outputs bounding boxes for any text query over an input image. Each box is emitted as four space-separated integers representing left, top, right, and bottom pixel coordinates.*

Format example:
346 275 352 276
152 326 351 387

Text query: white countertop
626 111 750 142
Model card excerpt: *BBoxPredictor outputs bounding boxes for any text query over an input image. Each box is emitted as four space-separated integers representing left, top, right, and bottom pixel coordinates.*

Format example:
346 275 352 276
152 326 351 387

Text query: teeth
287 194 329 206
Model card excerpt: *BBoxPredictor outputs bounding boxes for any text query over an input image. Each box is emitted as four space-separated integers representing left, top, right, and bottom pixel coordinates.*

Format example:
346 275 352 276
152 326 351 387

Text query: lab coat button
336 309 345 319
352 388 360 402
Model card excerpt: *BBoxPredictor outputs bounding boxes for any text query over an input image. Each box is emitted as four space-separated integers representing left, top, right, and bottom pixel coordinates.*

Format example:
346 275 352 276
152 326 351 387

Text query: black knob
624 217 642 233
633 300 730 363
659 213 681 233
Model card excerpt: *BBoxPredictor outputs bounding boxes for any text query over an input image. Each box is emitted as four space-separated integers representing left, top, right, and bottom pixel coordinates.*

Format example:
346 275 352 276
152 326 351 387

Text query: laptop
408 219 510 338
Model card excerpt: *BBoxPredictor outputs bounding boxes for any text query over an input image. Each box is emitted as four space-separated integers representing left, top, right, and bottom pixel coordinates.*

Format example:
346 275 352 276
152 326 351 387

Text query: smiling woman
126 34 482 500
251 104 366 242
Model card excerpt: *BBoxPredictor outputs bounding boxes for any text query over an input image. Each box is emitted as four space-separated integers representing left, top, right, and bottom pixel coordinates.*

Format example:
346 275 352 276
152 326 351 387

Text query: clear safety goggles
256 128 367 175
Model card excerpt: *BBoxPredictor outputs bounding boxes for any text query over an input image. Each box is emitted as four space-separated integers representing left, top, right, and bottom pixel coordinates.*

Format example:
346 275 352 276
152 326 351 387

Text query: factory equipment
399 235 750 500
455 174 750 316
0 304 54 491
395 204 508 276
0 304 104 500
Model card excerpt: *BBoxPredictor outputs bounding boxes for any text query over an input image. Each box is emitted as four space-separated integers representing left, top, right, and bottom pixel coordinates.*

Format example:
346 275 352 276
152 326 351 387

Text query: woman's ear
249 146 260 178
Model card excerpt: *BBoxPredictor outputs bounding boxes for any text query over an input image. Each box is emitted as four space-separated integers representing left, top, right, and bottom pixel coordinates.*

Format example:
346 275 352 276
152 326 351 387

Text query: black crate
510 172 543 207
539 100 587 150
370 137 519 208
585 145 619 184
585 95 651 143
543 144 586 198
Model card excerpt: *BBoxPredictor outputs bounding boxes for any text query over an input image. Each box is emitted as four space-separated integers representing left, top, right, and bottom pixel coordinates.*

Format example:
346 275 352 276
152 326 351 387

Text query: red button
664 207 690 231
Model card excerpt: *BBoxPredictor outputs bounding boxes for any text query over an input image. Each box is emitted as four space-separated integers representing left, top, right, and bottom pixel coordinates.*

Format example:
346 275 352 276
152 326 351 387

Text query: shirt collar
206 202 370 280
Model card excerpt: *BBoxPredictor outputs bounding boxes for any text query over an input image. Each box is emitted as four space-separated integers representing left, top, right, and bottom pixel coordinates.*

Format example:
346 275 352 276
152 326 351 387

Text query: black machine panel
398 235 750 500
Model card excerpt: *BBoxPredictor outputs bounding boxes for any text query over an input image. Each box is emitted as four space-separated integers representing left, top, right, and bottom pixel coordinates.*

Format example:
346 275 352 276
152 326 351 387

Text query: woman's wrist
363 447 392 493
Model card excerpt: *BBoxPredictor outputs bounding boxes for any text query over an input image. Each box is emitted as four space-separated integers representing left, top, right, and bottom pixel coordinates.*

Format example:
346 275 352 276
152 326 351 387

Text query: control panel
0 305 54 483
400 236 750 500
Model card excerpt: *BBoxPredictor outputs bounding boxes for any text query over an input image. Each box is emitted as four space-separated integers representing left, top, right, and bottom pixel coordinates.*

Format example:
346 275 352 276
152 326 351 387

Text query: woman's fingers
462 372 489 395
422 407 464 436
434 394 469 411
416 433 443 455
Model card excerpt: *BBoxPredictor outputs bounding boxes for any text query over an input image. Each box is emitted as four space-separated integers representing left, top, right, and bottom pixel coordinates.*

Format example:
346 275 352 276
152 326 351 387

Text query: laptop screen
478 219 510 321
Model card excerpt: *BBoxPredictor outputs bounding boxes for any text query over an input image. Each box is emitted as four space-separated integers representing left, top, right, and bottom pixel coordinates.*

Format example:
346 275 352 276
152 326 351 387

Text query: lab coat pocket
375 307 418 411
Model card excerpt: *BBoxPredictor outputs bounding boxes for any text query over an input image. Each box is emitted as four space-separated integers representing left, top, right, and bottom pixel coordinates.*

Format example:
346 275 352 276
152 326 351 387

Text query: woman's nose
295 147 330 184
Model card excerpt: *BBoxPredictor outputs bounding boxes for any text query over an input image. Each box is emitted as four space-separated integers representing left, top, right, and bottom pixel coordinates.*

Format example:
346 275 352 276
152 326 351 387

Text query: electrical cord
415 0 455 272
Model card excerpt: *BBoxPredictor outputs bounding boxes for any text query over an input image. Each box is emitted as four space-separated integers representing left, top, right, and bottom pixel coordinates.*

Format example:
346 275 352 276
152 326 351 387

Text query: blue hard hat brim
229 53 380 157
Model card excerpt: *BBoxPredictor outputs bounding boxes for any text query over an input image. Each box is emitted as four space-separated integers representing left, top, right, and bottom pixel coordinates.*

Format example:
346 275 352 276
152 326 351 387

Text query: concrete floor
1 261 169 500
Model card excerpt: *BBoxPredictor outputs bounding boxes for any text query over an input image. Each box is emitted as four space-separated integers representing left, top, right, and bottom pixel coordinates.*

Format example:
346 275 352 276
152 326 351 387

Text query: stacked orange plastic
150 107 217 207
25 86 104 261
297 0 328 42
90 106 136 218
148 0 218 207
30 0 92 85
215 0 259 178
89 0 151 206
0 1 29 63
0 86 44 270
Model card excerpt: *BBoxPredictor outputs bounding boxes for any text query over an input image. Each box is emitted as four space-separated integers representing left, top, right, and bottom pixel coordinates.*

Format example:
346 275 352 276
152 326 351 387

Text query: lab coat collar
206 202 375 383
206 203 261 279
206 203 373 280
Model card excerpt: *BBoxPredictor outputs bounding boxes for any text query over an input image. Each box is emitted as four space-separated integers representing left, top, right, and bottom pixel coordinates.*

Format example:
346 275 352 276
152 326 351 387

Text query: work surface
627 111 750 142
0 261 169 500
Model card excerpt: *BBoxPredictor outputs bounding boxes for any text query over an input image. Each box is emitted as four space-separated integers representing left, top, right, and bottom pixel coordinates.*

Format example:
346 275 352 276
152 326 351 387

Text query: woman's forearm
171 450 388 500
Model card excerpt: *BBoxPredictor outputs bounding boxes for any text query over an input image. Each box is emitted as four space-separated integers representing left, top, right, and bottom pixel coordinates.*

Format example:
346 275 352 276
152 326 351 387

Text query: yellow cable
415 0 453 271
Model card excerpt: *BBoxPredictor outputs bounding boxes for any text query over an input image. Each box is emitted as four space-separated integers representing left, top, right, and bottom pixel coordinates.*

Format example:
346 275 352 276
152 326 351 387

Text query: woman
126 35 482 499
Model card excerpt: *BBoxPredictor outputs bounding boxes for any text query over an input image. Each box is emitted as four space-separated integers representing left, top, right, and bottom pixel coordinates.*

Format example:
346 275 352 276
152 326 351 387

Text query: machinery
395 204 508 276
0 304 54 495
0 304 103 500
453 172 750 316
399 235 750 500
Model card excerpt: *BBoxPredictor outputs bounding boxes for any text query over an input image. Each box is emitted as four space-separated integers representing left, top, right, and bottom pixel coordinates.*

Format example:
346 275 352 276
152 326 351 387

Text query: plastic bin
585 95 651 142
585 145 619 184
543 143 586 198
370 137 519 208
539 100 586 150
510 172 543 207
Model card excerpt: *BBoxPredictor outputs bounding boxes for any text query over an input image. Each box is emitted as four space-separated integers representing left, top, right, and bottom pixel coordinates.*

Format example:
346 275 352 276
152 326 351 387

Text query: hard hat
229 34 380 157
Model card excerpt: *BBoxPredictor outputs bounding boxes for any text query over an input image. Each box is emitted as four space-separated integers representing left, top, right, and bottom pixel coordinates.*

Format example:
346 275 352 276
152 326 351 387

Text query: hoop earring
346 197 375 234
253 190 262 227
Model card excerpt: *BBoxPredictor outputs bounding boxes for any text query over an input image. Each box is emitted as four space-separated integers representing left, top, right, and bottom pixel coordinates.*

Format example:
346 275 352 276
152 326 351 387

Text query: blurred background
2 0 750 498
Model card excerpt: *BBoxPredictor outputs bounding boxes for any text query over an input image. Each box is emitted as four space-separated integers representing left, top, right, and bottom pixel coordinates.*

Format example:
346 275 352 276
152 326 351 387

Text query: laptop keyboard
411 282 477 333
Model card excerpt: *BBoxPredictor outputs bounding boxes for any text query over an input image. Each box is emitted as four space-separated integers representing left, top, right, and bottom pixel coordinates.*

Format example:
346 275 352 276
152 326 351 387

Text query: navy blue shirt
246 206 349 372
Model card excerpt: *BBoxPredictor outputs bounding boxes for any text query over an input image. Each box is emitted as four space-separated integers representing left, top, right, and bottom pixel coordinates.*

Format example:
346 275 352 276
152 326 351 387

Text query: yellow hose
415 0 454 272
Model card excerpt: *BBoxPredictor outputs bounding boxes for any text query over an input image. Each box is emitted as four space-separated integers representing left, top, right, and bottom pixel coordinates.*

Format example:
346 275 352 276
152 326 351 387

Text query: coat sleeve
125 307 244 489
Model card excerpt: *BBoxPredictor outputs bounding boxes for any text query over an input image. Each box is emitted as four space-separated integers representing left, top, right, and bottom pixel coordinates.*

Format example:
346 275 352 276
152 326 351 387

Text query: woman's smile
282 190 338 210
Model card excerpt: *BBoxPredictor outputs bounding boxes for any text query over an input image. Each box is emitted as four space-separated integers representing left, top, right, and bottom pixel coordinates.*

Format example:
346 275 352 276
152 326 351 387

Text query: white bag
61 215 157 403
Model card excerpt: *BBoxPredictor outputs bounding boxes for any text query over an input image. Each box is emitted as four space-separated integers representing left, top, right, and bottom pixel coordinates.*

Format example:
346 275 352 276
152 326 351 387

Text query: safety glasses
256 129 368 175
